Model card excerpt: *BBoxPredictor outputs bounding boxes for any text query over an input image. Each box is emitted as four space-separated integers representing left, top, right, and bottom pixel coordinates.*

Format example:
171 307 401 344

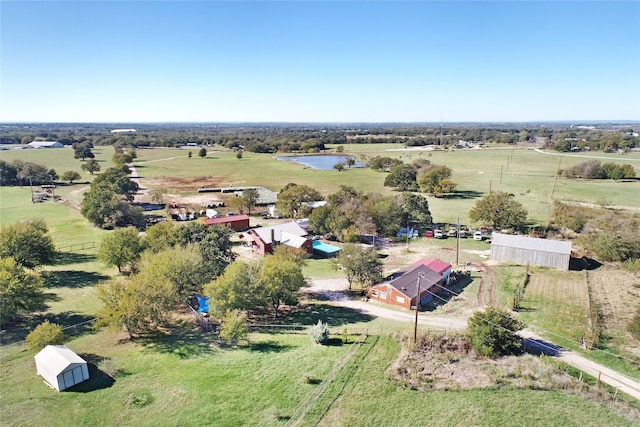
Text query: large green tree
98 227 145 273
0 219 56 269
204 261 262 318
332 243 383 289
466 307 525 358
96 273 176 338
81 167 143 229
139 245 208 299
417 165 455 196
469 191 528 230
0 257 45 325
259 250 306 318
275 183 323 218
383 163 418 191
81 159 101 175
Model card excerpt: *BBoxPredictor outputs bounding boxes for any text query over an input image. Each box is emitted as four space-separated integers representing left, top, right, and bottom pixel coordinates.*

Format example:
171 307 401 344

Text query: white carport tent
34 345 89 391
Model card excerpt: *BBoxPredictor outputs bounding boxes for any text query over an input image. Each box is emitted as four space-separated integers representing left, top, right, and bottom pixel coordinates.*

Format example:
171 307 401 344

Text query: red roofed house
368 260 450 310
247 221 313 256
203 214 250 231
409 258 453 285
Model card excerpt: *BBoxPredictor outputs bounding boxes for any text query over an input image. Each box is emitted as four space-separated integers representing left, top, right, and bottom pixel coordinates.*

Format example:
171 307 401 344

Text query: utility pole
29 175 34 203
455 217 460 266
500 165 503 184
413 274 422 346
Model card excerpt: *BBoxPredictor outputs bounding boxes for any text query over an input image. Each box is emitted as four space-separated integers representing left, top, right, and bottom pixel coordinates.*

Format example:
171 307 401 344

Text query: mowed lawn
1 329 636 427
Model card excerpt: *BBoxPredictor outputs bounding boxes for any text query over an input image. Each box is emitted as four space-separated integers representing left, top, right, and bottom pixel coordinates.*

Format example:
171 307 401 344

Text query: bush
26 321 65 352
219 309 248 346
308 320 330 345
466 308 525 358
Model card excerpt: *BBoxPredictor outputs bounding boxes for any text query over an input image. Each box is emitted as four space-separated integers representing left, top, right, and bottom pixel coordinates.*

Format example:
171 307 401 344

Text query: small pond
274 155 365 170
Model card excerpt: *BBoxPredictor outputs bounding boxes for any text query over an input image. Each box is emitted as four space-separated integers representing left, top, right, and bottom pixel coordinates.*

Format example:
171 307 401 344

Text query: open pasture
131 145 640 227
519 269 591 343
1 326 637 427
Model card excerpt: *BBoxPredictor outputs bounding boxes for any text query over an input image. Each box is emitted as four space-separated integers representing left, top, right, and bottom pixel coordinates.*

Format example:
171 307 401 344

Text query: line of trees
96 222 235 338
0 219 56 325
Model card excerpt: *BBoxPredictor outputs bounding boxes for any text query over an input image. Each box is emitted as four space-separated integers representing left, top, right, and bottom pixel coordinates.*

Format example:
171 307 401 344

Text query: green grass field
2 143 640 425
2 328 635 427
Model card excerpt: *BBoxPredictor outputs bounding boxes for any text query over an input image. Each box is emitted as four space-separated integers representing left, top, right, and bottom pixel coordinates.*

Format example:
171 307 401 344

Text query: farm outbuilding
203 214 250 231
27 141 63 148
490 233 572 270
368 263 445 310
34 345 89 391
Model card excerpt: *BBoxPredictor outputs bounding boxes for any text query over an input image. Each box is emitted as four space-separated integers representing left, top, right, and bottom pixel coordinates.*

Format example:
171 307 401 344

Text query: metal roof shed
34 345 89 391
490 233 572 270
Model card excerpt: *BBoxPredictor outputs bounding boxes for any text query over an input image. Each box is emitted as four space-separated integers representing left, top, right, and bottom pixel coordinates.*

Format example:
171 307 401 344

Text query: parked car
424 229 434 238
434 229 445 239
473 230 483 241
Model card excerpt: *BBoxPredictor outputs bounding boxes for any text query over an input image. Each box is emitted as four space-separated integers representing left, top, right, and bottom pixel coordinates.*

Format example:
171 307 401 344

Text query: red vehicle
424 229 434 238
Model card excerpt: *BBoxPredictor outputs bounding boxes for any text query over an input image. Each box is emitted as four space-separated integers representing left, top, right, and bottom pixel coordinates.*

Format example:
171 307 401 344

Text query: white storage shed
34 345 89 391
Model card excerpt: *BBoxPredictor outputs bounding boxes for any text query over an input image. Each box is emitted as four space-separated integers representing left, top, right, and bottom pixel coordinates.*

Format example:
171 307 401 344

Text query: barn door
72 366 84 383
62 370 74 389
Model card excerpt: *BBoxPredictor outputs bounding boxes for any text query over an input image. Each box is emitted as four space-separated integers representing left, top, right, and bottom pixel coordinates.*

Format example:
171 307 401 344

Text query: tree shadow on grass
138 321 216 359
287 301 374 327
440 190 484 200
42 270 107 289
54 252 97 266
247 340 293 353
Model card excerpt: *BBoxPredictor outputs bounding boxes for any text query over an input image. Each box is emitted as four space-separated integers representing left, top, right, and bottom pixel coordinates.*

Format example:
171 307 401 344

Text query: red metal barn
203 214 250 231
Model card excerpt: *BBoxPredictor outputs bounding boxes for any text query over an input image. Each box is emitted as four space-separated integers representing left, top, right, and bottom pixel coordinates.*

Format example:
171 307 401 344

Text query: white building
34 345 90 391
27 141 63 148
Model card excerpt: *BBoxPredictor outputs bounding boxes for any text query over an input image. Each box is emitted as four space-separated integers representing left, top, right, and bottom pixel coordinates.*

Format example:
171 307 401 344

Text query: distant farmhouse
490 233 572 270
27 140 63 148
247 222 312 255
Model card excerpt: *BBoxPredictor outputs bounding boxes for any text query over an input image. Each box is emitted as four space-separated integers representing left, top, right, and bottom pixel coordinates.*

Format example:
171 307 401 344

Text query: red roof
203 214 250 225
409 258 451 275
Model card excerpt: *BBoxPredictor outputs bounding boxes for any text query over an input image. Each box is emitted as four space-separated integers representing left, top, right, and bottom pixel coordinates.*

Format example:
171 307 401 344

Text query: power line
424 278 640 368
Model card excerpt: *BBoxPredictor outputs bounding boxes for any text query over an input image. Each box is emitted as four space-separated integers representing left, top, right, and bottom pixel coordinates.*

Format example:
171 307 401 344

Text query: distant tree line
558 160 635 180
2 122 635 154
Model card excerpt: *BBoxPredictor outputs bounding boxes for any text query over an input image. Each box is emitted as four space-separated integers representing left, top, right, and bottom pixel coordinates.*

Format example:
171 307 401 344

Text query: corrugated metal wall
490 245 570 270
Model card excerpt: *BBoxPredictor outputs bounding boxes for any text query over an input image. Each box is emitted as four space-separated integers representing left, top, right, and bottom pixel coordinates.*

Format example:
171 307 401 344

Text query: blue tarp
197 296 209 314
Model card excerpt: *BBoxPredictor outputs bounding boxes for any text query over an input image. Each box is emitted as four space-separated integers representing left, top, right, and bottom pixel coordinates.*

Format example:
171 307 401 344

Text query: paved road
309 278 640 401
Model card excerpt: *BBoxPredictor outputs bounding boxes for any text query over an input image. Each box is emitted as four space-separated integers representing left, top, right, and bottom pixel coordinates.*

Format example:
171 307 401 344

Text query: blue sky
1 1 639 122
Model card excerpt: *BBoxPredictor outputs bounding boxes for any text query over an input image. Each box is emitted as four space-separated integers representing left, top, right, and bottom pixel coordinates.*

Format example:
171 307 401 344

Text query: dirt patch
144 176 227 194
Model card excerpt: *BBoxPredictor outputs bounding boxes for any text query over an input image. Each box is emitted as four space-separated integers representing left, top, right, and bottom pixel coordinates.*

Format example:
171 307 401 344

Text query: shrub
308 320 330 344
466 308 525 358
26 321 65 352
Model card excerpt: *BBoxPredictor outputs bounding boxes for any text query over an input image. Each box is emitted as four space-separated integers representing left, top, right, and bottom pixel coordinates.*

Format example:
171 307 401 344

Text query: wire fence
285 329 368 427
0 318 98 361
56 241 98 252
